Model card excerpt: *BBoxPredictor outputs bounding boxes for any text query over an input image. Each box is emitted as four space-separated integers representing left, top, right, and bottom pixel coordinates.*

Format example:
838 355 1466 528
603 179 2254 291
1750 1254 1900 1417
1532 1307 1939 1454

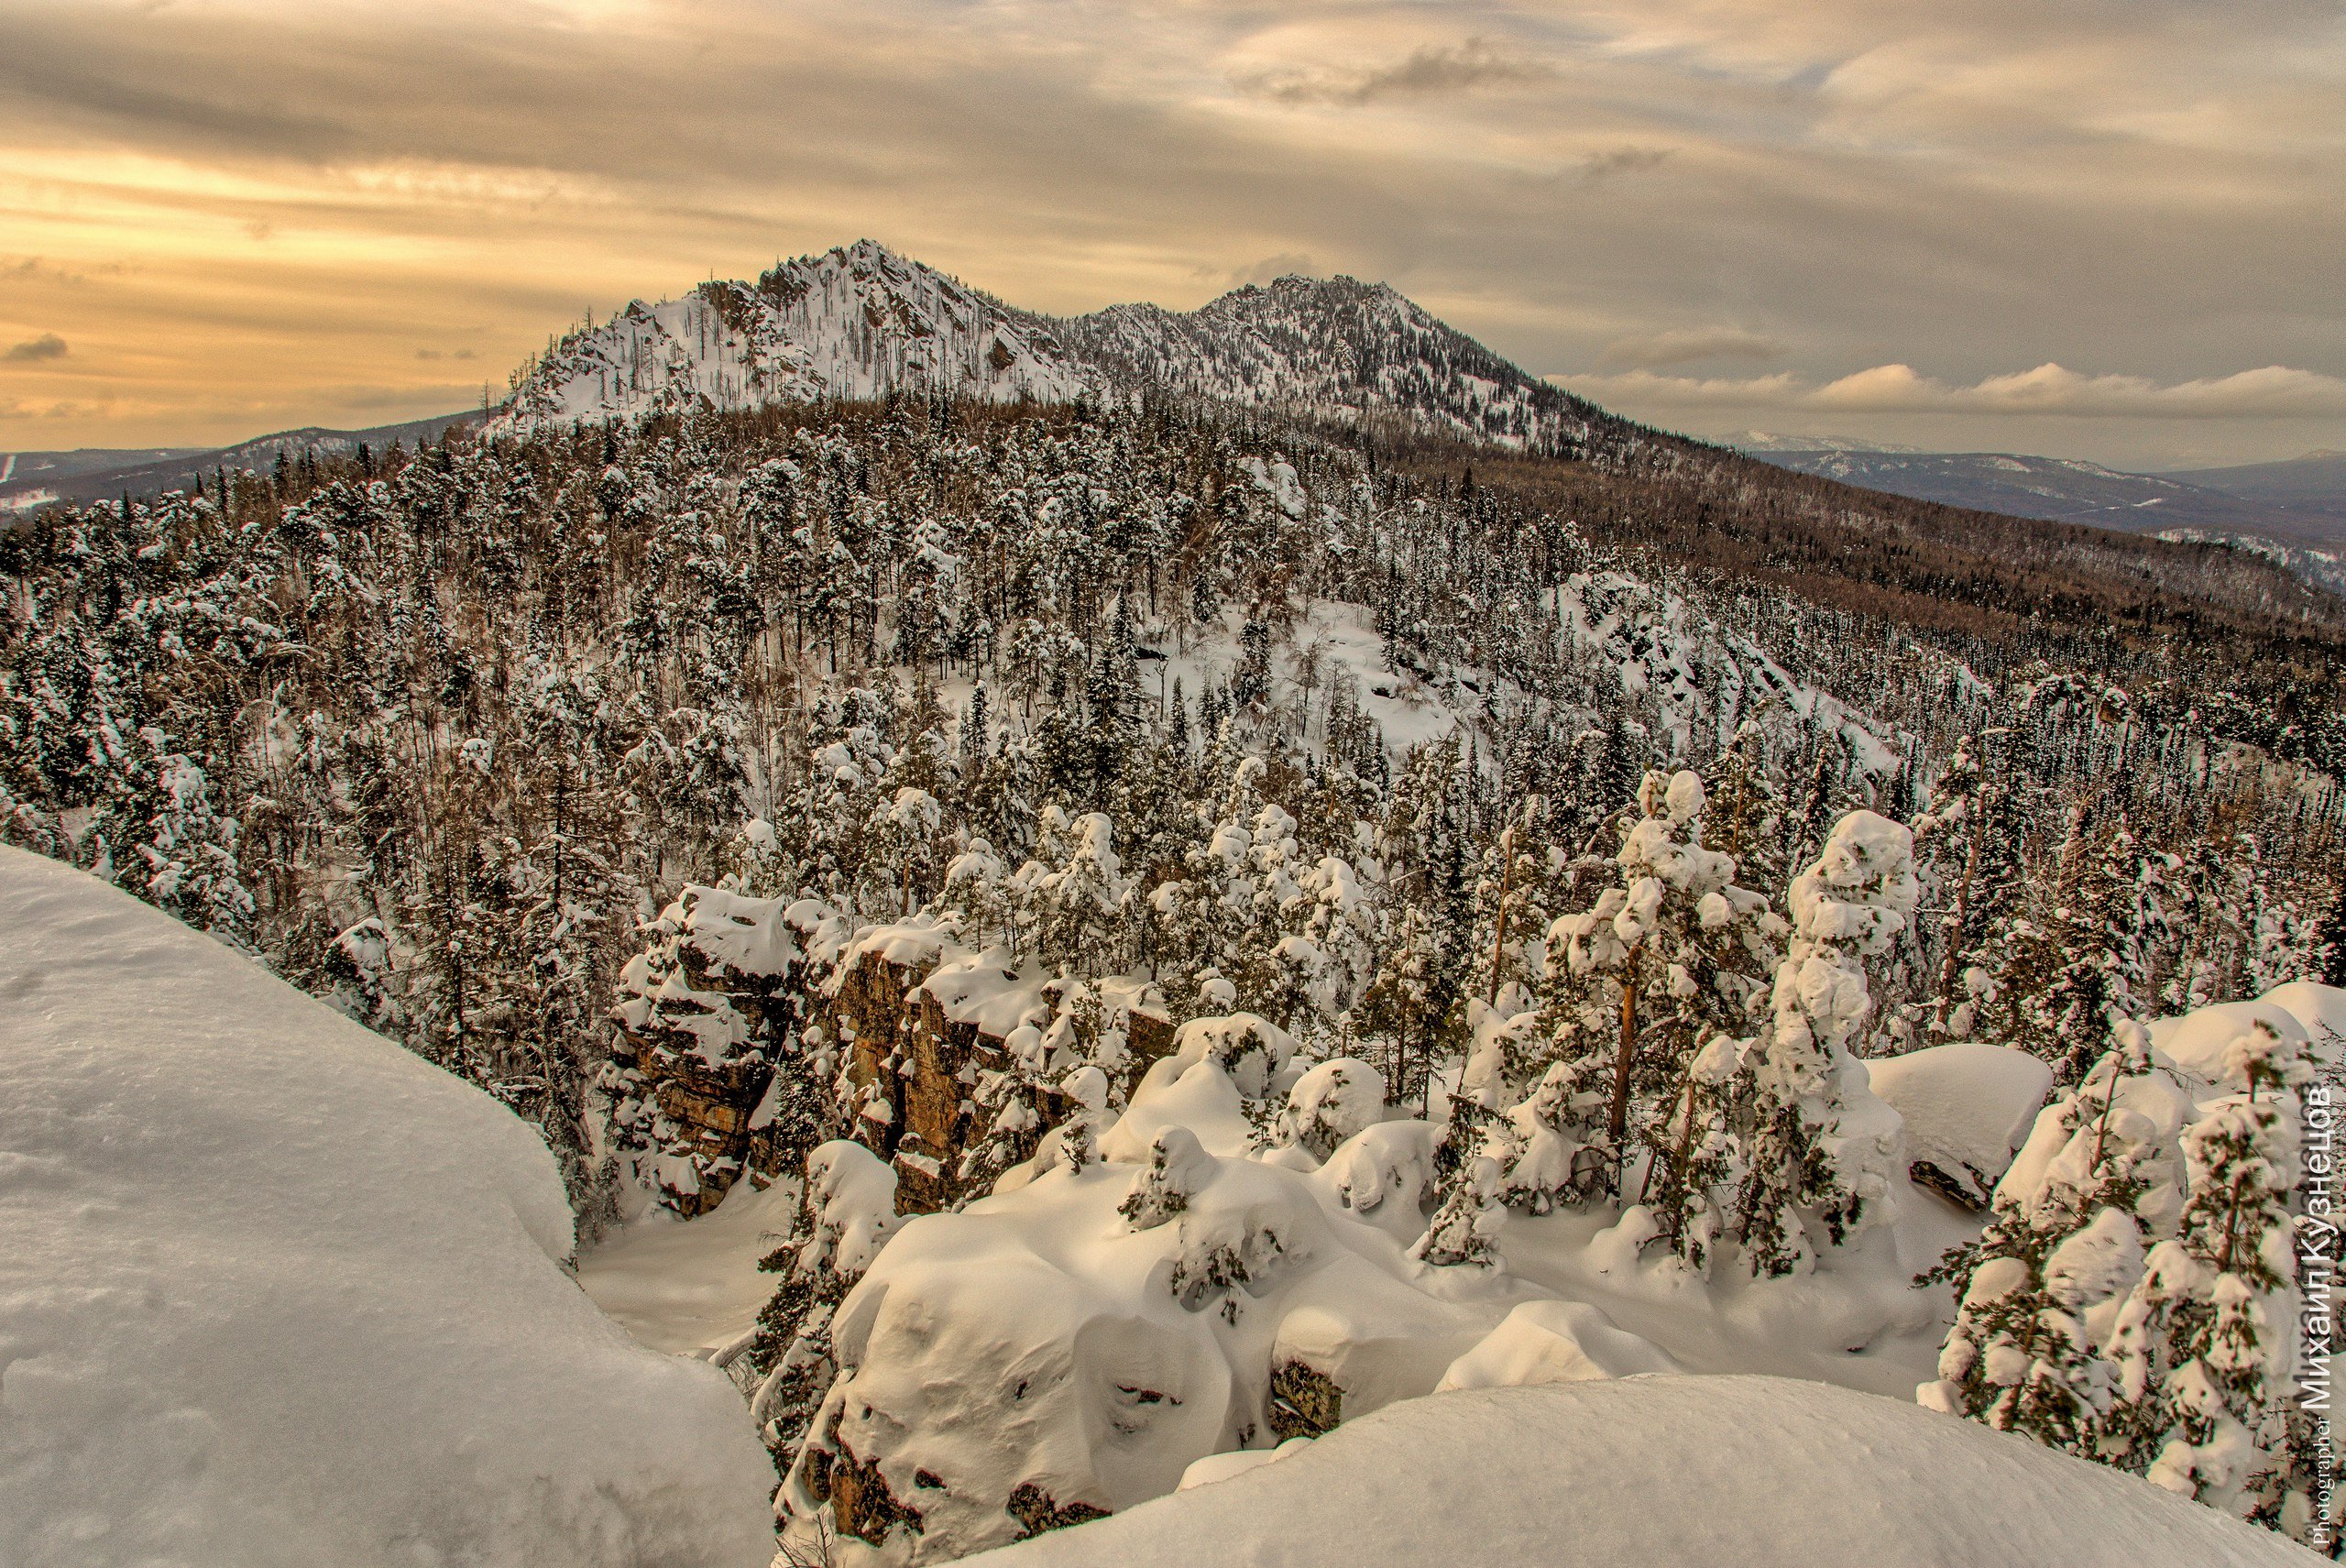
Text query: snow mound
786 1073 1512 1563
1434 1299 1679 1390
2153 997 2317 1084
1867 1043 2054 1206
2260 981 2346 1059
0 848 775 1568
965 1376 2306 1568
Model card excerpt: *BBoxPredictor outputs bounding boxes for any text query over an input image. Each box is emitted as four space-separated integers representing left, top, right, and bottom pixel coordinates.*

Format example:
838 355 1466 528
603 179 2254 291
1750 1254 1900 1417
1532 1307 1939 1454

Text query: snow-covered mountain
1744 444 2345 549
498 239 1599 451
1723 431 1922 455
1 411 477 517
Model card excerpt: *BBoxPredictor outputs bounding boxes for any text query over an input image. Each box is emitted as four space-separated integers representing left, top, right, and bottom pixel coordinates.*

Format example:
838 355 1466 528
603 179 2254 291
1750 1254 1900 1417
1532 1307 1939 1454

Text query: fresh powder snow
958 1377 2310 1568
0 847 777 1568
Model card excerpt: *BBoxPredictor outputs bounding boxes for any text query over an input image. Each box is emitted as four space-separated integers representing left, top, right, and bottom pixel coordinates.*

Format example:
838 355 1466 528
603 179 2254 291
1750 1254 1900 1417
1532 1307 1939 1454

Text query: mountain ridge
498 239 1601 453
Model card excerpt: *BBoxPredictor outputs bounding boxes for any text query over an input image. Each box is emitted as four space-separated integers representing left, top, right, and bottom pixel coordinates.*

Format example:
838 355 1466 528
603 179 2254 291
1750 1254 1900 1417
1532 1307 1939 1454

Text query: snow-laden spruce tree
1019 809 1132 977
1731 808 1914 1277
1911 729 2028 1043
1990 804 2150 1084
134 736 256 947
2106 1018 2306 1528
1277 1058 1387 1162
1431 769 1777 1271
1919 1016 2182 1454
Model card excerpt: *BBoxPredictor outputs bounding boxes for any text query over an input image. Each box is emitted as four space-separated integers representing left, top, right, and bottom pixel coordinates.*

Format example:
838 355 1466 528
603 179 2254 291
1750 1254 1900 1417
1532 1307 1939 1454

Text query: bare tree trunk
1607 949 1640 1187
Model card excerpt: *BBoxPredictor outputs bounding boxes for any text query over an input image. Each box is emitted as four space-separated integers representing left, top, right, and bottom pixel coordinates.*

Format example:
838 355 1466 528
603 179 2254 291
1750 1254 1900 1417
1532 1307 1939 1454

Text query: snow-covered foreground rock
0 848 776 1568
967 1377 2310 1568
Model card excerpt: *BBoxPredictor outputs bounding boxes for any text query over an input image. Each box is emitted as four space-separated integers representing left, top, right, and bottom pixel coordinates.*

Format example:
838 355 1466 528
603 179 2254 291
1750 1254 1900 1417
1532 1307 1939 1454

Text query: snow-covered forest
5 371 2344 1564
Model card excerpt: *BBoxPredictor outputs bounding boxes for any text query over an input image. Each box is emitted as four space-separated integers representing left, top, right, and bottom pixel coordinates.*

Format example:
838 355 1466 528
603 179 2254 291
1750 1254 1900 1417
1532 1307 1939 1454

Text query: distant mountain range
1728 436 2346 551
1726 431 1924 455
497 238 1604 452
1 411 479 515
2165 449 2346 521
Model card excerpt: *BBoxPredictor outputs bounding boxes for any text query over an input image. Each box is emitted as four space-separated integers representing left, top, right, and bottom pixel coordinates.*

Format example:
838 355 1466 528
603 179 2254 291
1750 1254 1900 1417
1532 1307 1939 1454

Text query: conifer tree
1920 1018 2178 1454
2107 1020 2306 1525
1732 809 1913 1276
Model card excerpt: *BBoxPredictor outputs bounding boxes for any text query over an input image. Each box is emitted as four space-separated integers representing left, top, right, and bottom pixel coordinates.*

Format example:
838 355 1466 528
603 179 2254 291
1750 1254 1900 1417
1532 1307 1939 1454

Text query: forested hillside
4 389 2343 1558
2 396 2337 1192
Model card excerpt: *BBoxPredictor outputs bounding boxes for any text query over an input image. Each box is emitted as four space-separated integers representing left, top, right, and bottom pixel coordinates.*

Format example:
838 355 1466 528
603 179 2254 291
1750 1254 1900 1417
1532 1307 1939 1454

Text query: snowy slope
0 847 776 1568
499 241 1596 451
966 1377 2307 1568
1060 274 1591 449
577 1174 803 1354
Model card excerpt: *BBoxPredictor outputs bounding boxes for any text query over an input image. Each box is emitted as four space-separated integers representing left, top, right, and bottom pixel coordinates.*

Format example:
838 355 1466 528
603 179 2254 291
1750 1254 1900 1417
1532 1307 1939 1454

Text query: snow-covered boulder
1434 1300 1680 1390
1866 1043 2054 1208
0 848 776 1568
965 1376 2307 1568
1099 1013 1295 1161
784 1127 1510 1563
2153 997 2316 1086
2257 981 2346 1061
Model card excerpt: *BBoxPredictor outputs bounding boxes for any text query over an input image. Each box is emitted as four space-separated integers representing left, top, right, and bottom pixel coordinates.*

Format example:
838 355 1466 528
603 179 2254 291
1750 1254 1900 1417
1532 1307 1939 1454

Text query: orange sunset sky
5 0 2342 467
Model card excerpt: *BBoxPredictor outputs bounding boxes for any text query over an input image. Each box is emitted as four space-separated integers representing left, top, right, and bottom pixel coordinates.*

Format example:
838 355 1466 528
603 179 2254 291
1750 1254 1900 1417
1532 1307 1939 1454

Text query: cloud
0 394 108 420
2 257 129 287
4 334 68 364
1225 252 1320 288
1580 146 1673 182
1241 38 1552 106
1556 361 2346 419
1596 328 1783 371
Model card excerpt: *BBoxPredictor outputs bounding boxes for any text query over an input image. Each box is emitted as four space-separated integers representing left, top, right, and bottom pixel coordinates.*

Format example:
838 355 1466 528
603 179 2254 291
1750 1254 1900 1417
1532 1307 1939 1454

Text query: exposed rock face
1266 1360 1344 1442
1007 1484 1110 1540
606 888 818 1217
609 890 1172 1217
804 1416 921 1547
831 943 1173 1213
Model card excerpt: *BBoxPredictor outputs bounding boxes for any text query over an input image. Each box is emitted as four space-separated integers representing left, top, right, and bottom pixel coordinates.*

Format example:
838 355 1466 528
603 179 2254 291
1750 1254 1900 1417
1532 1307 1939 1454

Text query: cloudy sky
3 0 2341 466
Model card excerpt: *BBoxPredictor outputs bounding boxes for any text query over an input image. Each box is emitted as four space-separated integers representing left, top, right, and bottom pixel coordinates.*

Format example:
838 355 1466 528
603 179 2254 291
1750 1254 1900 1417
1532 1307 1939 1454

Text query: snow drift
780 1045 1533 1563
965 1376 2308 1568
0 847 776 1568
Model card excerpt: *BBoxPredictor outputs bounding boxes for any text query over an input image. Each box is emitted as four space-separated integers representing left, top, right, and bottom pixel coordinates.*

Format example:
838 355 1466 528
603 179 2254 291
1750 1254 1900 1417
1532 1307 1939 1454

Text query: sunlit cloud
1557 362 2346 419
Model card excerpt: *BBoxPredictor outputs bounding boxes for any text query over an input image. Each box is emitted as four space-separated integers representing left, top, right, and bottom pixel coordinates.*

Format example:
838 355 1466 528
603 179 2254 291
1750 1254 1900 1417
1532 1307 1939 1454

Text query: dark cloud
5 334 68 364
1227 253 1320 288
1597 329 1784 371
1241 38 1552 106
3 257 128 286
1580 146 1674 183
